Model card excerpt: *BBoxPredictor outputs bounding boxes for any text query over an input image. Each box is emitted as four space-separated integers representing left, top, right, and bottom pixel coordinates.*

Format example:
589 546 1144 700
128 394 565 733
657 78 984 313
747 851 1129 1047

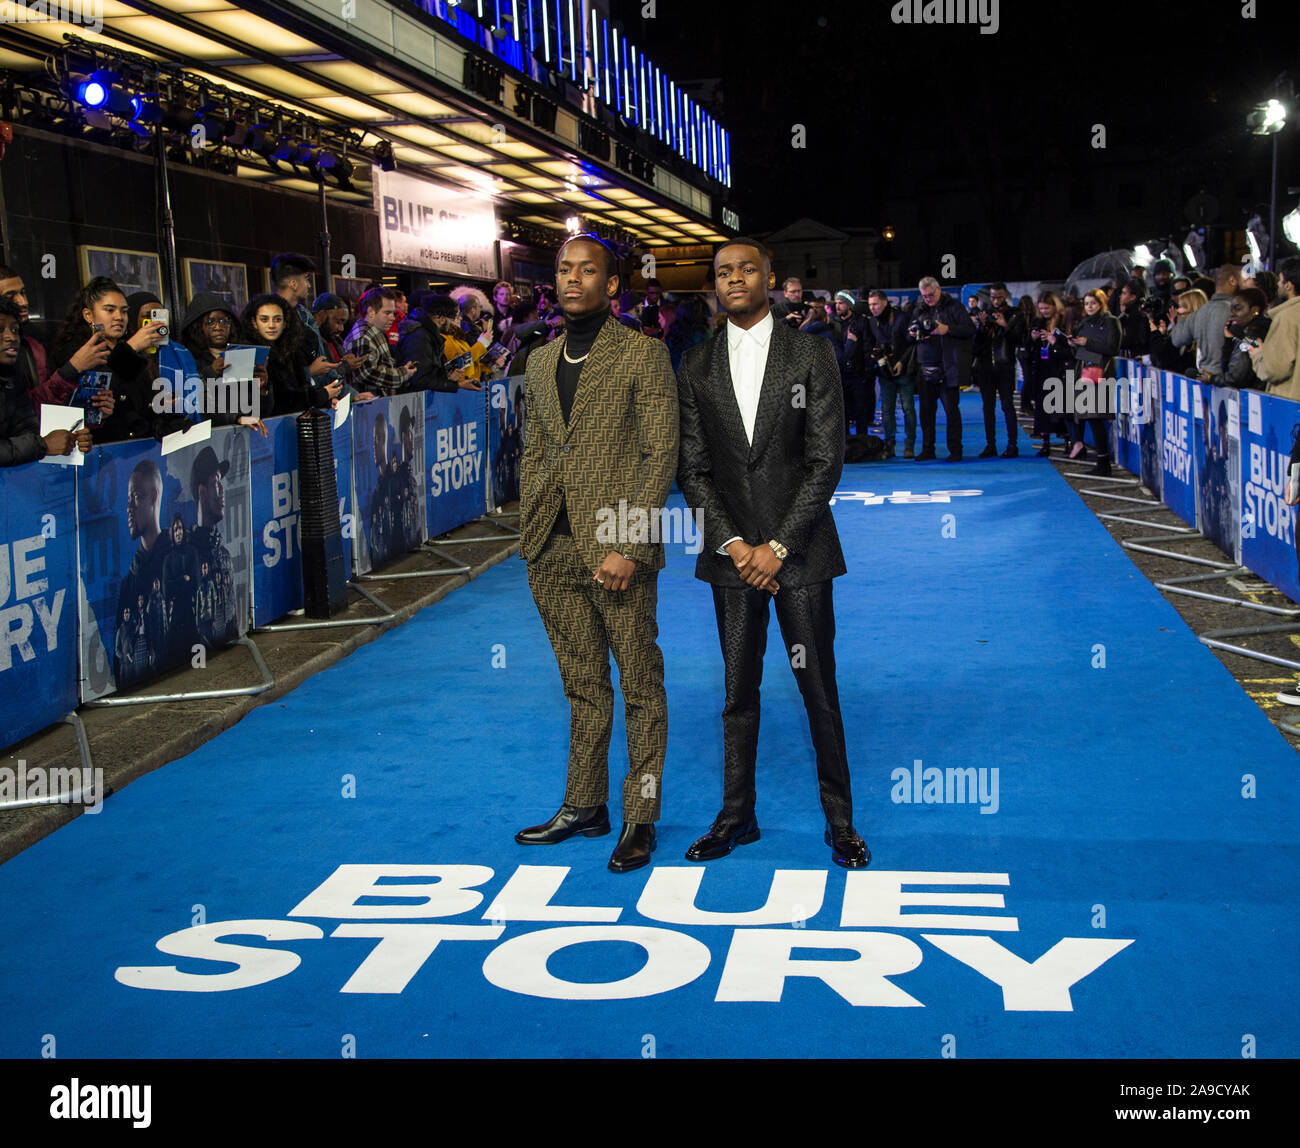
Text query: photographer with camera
864 290 914 458
972 282 1024 458
770 277 806 323
1118 279 1153 359
831 291 872 438
1219 288 1271 390
905 276 974 461
1148 258 1177 312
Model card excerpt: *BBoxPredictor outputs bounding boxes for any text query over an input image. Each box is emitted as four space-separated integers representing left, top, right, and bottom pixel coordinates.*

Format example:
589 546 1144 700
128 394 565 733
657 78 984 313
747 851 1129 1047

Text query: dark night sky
613 0 1299 266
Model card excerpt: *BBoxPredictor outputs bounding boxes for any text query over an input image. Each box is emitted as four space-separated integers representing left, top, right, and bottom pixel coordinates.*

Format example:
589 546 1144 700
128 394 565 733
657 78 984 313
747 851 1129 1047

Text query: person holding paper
0 298 92 465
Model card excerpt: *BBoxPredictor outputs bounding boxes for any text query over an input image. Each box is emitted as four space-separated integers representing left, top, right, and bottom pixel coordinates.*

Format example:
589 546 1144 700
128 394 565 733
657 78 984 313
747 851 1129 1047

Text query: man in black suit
675 237 868 869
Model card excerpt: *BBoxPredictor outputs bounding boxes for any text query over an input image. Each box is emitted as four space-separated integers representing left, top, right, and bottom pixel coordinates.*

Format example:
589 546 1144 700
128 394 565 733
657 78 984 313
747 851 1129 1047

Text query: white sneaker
1276 684 1300 705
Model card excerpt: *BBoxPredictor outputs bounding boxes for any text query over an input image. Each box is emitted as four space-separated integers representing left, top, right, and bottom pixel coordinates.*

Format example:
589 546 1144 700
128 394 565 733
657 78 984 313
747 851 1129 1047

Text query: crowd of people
755 259 1300 477
4 250 1300 478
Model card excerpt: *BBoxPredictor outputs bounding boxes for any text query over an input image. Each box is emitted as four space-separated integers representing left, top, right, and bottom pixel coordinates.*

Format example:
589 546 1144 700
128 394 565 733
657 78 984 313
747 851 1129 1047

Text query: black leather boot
608 822 657 872
515 803 610 845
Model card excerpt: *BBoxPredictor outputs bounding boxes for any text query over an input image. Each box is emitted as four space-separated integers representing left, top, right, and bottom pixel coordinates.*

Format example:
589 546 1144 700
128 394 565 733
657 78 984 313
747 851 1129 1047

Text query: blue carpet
1 394 1296 1059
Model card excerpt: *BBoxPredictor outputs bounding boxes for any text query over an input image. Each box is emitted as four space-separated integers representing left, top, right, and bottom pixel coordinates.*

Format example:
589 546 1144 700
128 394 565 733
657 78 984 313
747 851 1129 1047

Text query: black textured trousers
978 362 1018 448
918 369 964 456
710 579 854 829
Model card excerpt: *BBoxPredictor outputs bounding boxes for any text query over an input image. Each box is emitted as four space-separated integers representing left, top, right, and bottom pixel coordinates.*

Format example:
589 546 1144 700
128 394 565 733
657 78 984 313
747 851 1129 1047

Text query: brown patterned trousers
526 532 667 823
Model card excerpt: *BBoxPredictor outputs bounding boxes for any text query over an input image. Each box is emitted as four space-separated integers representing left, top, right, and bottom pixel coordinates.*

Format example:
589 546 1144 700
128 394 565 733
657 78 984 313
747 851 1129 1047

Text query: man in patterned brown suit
515 234 679 873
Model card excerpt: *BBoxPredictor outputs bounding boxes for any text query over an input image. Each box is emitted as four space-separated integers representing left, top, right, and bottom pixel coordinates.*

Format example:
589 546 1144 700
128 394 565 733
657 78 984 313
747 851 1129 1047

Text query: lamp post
1247 97 1287 269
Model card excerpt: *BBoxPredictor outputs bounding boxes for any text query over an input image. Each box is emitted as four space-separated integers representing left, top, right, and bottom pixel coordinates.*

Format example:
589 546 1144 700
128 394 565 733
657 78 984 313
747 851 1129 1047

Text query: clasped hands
725 539 781 594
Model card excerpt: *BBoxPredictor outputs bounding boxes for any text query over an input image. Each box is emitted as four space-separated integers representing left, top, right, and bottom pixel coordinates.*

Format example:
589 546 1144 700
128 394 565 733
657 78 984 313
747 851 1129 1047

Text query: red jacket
22 333 73 410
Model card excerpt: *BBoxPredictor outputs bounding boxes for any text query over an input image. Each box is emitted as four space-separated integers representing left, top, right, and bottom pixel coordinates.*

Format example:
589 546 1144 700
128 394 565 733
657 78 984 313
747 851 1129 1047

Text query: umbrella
1065 249 1133 296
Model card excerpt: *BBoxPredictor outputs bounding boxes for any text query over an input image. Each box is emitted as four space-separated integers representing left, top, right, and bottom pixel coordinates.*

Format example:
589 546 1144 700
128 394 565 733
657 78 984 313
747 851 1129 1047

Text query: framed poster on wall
78 246 162 299
183 259 249 312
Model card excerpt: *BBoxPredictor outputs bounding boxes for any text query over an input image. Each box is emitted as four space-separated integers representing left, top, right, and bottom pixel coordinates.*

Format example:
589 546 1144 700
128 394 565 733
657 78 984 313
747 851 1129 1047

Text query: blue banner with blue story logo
352 394 427 574
1111 360 1139 476
1159 370 1197 526
76 428 253 701
1239 387 1299 601
487 376 525 512
425 388 487 537
250 412 355 626
1192 384 1242 564
0 463 78 747
1137 368 1163 499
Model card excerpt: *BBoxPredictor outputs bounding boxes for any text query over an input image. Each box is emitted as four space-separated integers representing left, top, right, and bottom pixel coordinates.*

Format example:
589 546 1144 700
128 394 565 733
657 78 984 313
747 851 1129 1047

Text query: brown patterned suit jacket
520 315 680 573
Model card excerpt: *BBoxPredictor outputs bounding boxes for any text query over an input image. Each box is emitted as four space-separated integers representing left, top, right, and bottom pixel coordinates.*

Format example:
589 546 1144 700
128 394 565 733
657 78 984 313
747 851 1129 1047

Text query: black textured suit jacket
676 314 847 588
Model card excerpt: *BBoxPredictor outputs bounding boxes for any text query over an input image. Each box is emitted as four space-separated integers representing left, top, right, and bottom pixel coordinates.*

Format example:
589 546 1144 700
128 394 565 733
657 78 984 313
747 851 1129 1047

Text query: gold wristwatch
768 540 788 560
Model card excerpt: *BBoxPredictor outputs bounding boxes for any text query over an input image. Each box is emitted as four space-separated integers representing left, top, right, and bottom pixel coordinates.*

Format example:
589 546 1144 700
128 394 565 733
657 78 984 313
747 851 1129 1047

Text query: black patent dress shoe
824 824 871 869
914 449 937 461
685 816 760 861
608 823 657 872
978 444 998 458
515 803 610 845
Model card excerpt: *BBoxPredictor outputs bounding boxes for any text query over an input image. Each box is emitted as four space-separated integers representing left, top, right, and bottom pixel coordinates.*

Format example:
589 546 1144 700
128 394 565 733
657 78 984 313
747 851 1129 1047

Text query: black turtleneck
556 306 609 424
550 306 610 537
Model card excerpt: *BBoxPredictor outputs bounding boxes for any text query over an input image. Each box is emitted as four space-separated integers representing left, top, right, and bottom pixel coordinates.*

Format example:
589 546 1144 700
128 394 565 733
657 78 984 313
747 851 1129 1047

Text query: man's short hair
713 236 772 271
130 458 161 492
0 264 19 281
556 232 618 279
1123 277 1147 298
1277 257 1300 293
988 282 1008 293
1215 263 1241 289
644 277 661 288
271 252 316 286
358 287 397 314
0 298 21 323
918 276 940 291
867 290 890 303
425 293 459 319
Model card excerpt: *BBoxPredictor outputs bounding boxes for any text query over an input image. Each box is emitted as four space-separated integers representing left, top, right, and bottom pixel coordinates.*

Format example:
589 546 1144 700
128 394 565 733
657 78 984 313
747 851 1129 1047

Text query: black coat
396 311 460 393
50 341 188 443
0 370 45 466
1072 312 1121 375
972 304 1026 369
905 292 976 384
676 315 846 588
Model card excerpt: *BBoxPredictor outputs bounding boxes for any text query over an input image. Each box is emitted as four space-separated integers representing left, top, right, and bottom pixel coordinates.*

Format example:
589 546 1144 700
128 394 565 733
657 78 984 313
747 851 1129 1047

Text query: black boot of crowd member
1089 454 1112 476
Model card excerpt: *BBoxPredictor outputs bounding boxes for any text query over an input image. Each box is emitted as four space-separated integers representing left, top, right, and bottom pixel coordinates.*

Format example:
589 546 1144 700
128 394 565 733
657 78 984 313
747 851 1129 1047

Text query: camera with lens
909 316 939 339
1138 295 1167 321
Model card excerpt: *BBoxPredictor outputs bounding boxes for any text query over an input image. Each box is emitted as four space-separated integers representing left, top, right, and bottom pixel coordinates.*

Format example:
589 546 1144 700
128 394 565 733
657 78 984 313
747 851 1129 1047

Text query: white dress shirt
727 310 774 445
717 311 775 553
